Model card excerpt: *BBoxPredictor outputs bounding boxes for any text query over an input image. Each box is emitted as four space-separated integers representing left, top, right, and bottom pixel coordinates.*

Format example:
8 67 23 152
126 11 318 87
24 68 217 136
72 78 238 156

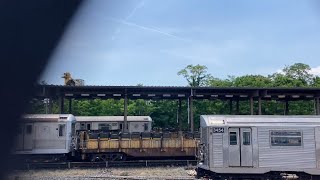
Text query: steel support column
229 99 233 115
284 100 289 115
49 98 53 114
178 99 182 132
189 95 194 133
236 99 240 115
258 97 262 115
124 93 128 132
316 97 319 115
59 96 64 114
68 98 72 114
250 96 254 115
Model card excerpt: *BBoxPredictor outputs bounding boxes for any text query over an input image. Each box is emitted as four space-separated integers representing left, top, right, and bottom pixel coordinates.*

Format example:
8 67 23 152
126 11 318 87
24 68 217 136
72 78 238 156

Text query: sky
42 0 320 86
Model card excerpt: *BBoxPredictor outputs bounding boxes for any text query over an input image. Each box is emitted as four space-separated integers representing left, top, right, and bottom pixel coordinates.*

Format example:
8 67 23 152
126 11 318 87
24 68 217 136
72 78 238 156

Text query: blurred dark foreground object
0 0 82 179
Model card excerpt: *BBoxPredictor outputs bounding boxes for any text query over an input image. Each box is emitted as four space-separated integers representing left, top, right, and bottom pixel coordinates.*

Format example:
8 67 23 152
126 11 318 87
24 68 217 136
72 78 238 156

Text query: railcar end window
229 132 237 145
58 124 65 137
144 123 148 131
270 130 302 146
26 125 32 134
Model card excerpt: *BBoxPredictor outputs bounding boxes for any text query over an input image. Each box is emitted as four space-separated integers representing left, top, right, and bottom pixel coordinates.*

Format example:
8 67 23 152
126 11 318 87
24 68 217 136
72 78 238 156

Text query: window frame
229 131 238 145
58 124 66 137
269 130 303 147
26 124 32 135
98 123 110 130
243 131 251 146
144 123 148 131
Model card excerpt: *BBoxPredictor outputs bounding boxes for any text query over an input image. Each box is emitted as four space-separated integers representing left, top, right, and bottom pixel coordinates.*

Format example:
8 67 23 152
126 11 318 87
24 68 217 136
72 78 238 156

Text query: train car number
212 127 224 133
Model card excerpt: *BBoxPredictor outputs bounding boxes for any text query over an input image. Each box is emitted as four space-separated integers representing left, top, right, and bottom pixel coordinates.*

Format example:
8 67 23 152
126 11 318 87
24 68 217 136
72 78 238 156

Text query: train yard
14 160 197 170
8 166 196 180
11 85 320 179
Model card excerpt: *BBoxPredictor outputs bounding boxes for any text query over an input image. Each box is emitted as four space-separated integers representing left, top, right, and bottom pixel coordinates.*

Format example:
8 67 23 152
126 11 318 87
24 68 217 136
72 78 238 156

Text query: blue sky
42 0 320 86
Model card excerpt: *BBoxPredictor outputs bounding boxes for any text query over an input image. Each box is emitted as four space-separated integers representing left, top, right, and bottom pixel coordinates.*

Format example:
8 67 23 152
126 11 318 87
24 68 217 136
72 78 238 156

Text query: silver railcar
197 115 320 179
75 116 152 132
14 114 76 156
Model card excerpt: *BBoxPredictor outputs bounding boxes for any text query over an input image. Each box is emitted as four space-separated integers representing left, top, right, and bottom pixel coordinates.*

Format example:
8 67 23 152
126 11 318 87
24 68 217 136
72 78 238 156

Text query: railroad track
15 160 197 170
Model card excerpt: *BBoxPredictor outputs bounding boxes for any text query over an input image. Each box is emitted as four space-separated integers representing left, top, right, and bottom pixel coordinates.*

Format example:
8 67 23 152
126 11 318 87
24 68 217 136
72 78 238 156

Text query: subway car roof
200 115 320 127
21 114 76 122
75 116 152 122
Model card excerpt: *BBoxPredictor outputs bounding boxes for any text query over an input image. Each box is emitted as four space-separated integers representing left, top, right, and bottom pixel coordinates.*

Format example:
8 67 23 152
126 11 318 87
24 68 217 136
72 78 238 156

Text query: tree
233 75 272 87
207 76 234 87
270 63 314 87
178 64 210 87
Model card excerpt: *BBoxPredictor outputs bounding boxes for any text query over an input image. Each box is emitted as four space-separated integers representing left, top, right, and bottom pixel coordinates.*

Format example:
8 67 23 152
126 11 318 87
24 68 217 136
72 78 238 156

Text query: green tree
270 63 314 87
178 64 211 87
233 75 272 87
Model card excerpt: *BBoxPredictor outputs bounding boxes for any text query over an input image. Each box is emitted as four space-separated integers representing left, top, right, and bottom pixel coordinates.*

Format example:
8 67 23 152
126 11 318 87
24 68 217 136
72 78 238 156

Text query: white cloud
275 66 320 76
310 66 320 76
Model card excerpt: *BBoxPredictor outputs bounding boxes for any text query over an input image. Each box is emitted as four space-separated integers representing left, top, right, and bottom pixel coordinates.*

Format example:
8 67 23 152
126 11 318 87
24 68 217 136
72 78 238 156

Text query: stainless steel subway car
14 114 77 161
197 115 320 179
75 116 152 132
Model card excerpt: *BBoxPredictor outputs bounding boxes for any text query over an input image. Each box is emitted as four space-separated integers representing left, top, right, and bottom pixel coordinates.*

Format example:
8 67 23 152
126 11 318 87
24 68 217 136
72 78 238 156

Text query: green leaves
178 64 211 87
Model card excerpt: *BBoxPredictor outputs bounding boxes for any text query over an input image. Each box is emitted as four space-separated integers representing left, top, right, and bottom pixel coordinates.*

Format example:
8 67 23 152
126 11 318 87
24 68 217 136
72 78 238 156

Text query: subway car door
228 127 253 167
240 128 253 166
23 123 33 150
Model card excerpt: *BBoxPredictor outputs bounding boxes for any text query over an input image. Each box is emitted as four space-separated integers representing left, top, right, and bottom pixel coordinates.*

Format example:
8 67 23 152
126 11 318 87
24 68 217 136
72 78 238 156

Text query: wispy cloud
111 0 145 40
126 0 145 20
108 17 190 42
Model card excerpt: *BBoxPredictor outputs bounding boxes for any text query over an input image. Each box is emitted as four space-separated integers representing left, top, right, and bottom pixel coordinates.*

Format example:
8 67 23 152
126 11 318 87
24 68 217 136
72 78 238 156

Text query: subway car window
270 130 302 146
229 132 237 145
243 132 251 145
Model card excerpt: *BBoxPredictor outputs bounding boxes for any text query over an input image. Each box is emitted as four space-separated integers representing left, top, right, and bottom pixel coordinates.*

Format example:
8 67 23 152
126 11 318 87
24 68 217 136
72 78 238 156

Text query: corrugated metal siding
213 133 223 167
201 127 209 166
258 127 316 168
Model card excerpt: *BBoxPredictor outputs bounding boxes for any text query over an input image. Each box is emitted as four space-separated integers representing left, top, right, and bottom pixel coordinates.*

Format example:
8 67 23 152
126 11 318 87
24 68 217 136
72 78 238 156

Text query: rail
14 160 197 170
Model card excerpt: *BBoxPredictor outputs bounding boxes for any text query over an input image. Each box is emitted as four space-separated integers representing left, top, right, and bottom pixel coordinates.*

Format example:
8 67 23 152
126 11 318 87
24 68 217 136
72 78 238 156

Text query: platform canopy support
316 97 320 115
229 99 233 115
250 96 254 115
188 93 194 133
178 99 182 132
68 98 72 114
258 97 262 115
124 93 128 132
59 97 64 114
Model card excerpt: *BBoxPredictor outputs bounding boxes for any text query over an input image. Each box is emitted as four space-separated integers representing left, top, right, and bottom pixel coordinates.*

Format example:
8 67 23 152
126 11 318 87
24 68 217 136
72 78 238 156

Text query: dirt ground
6 166 197 180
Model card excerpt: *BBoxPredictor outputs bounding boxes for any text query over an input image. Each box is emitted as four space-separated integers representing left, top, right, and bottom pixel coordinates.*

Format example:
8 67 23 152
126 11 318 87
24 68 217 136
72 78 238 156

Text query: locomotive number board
212 127 224 133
